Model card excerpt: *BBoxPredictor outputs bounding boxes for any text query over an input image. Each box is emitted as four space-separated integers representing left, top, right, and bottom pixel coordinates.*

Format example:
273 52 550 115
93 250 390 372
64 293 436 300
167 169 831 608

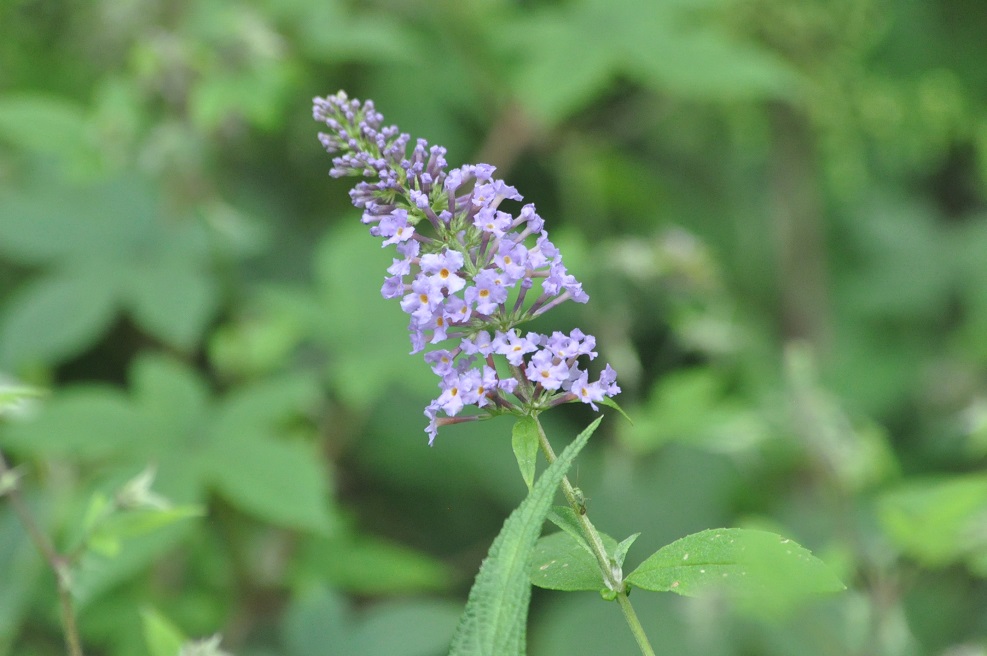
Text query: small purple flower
474 207 512 237
465 269 509 315
494 241 528 281
424 403 440 444
425 349 457 376
381 275 406 299
422 311 450 344
376 209 416 246
461 331 494 356
396 240 420 259
435 369 485 416
599 364 621 396
474 365 502 407
420 250 466 294
409 189 431 209
442 295 472 325
543 331 580 360
527 233 558 269
570 370 606 411
526 349 571 392
493 329 539 366
498 376 519 395
387 257 412 278
400 276 443 323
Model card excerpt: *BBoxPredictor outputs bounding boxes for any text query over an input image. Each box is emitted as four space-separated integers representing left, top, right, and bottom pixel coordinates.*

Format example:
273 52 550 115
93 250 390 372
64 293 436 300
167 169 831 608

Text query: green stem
617 592 657 656
532 417 656 656
0 450 85 656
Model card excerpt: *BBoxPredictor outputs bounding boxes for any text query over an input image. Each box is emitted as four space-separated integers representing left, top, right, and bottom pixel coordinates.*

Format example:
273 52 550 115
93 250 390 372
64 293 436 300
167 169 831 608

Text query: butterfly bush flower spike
314 91 620 444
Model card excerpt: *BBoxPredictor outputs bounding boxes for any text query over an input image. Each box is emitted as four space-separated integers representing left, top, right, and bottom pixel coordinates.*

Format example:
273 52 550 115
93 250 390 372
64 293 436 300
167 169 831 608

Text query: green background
2 0 987 653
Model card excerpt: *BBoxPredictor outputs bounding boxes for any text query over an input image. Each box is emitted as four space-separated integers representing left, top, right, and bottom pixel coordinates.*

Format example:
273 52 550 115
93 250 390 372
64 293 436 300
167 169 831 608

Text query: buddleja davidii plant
313 91 844 655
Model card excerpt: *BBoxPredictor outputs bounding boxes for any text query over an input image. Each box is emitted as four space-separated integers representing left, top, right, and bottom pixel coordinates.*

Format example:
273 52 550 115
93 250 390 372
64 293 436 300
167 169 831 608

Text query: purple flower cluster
313 91 619 443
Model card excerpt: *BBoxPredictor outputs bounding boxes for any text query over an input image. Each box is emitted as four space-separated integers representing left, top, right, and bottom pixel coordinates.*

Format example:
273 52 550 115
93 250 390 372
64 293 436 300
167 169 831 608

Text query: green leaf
291 2 416 64
208 302 307 378
626 528 844 613
0 93 102 178
0 174 219 363
0 267 118 369
511 416 539 490
73 523 193 607
131 354 211 430
93 505 204 545
529 531 618 592
313 224 434 409
613 533 640 570
598 396 632 424
0 510 45 646
877 474 987 568
80 492 115 542
345 599 463 656
546 506 591 552
618 367 768 454
125 260 219 352
633 26 799 100
141 606 187 656
295 533 452 595
449 417 601 656
282 586 461 656
0 387 148 460
210 372 322 439
0 382 45 416
0 175 151 265
205 431 335 535
281 587 349 656
508 0 795 125
74 485 201 557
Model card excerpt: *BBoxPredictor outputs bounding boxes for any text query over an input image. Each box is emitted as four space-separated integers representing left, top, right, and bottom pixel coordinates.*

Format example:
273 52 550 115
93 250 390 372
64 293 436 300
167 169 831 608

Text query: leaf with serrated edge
449 417 600 655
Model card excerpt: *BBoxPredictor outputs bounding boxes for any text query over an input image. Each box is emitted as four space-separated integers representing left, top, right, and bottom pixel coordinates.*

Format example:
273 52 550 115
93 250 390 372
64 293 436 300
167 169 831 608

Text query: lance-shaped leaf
511 416 540 490
449 417 600 655
612 532 640 570
626 528 844 614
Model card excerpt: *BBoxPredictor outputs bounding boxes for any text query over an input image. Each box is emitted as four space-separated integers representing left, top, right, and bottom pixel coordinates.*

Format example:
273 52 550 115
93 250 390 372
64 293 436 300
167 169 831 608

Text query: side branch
0 450 84 656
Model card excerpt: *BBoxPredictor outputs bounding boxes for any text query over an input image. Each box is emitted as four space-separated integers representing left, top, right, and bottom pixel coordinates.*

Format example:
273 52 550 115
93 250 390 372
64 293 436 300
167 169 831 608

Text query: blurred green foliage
2 0 987 654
